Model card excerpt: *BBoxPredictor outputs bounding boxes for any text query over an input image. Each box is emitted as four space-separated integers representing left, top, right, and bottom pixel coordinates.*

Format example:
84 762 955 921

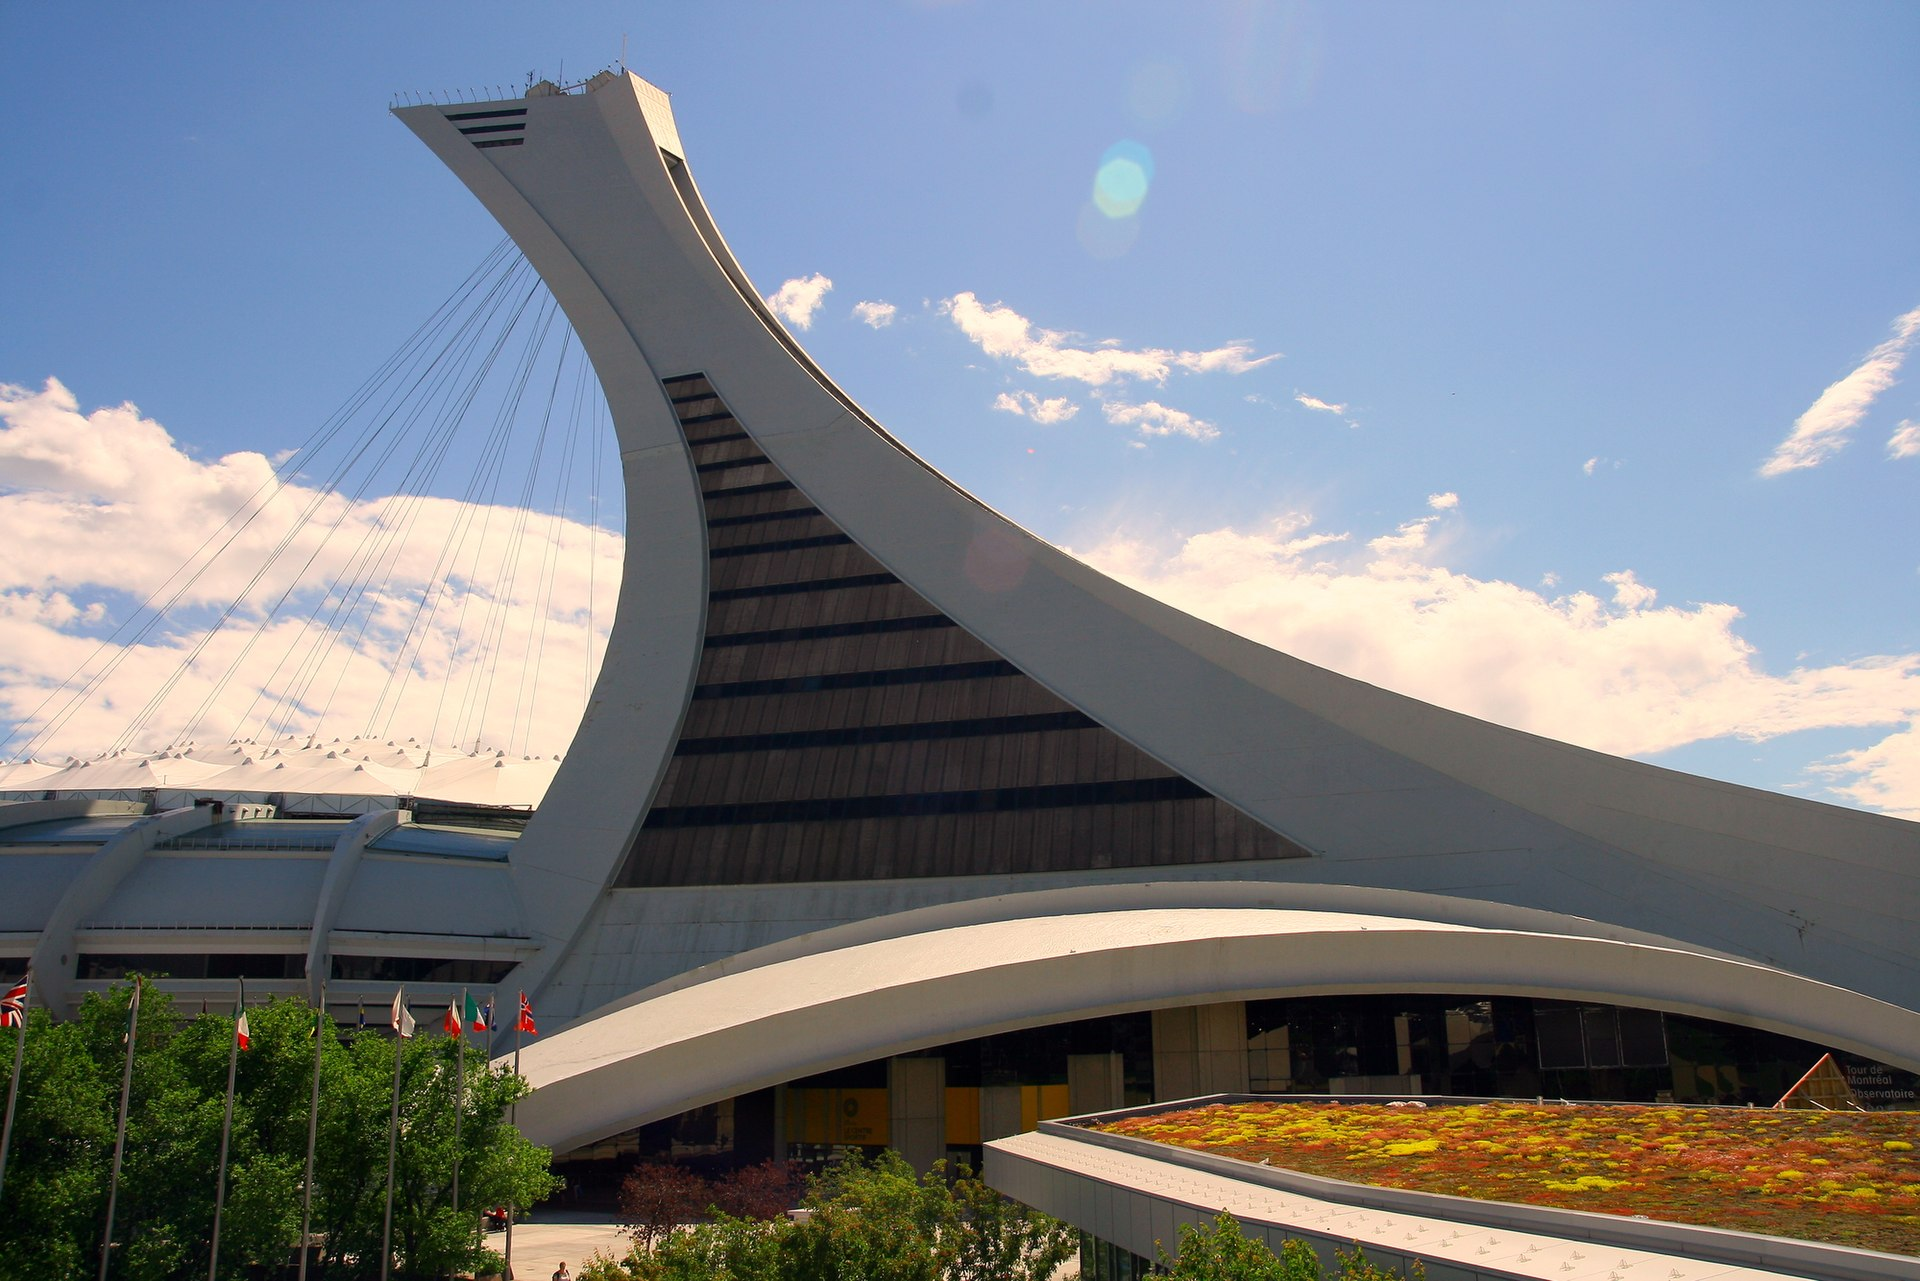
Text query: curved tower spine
394 74 1919 1145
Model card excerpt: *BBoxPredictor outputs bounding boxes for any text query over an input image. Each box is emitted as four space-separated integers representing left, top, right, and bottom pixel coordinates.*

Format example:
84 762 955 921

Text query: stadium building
5 70 1917 1184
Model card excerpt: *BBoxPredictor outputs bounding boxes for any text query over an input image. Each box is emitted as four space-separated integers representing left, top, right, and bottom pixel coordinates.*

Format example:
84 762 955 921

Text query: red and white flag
236 1010 252 1051
1 979 26 1029
443 1002 462 1038
515 991 537 1037
390 989 416 1039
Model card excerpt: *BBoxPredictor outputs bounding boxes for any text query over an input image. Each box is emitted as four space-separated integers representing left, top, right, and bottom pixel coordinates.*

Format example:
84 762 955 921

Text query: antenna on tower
620 33 628 72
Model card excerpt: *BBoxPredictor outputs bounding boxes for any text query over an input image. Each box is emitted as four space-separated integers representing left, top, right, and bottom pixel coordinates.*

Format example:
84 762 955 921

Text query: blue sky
2 3 1918 814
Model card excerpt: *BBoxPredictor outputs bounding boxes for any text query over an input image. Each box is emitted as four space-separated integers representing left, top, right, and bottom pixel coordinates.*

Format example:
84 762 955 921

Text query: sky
2 3 1918 815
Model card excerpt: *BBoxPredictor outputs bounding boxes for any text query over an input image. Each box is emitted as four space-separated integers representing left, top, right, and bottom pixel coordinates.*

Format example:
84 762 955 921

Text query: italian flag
236 1010 251 1051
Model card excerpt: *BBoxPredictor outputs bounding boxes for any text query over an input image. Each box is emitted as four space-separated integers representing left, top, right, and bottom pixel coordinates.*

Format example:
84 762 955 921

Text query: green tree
0 981 559 1280
1159 1212 1321 1281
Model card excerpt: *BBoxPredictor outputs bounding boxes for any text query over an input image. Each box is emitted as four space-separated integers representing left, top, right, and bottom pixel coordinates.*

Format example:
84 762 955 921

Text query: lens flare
1092 140 1154 219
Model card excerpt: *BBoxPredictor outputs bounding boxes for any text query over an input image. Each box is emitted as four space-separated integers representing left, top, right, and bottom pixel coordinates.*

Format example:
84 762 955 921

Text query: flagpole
208 976 245 1280
98 977 142 1281
0 970 32 1204
504 994 525 1279
296 981 326 1281
380 988 408 1281
451 987 466 1214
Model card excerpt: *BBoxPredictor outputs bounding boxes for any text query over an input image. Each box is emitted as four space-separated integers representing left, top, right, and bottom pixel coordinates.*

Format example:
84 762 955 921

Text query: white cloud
1583 456 1600 476
1817 726 1920 819
992 391 1080 424
1760 304 1920 476
1426 491 1459 511
1101 399 1219 441
1888 420 1920 459
852 299 896 329
1066 508 1920 813
939 292 1276 387
1602 569 1657 610
1294 392 1346 415
0 379 619 759
764 273 834 330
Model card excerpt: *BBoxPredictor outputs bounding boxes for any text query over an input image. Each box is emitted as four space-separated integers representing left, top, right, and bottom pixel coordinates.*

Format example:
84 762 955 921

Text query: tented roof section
3 736 563 811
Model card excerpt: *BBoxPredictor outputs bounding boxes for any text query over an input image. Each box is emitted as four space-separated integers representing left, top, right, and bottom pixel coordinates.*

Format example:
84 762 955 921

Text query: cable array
2 242 619 764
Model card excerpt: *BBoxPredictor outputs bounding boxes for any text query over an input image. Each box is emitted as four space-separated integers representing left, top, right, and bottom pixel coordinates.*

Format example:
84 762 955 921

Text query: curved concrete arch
587 879 1761 1019
304 807 403 1004
507 905 1920 1153
28 804 216 1008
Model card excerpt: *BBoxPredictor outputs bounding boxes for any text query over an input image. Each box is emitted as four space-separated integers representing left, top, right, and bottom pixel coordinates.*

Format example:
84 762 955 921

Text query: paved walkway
486 1211 630 1280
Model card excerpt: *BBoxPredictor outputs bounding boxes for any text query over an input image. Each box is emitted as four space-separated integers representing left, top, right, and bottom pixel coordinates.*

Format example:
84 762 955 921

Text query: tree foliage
592 1150 1075 1281
0 981 559 1279
1160 1213 1427 1281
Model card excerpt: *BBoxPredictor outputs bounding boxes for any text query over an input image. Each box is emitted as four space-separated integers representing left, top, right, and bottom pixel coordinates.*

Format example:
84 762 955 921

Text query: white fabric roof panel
14 738 560 811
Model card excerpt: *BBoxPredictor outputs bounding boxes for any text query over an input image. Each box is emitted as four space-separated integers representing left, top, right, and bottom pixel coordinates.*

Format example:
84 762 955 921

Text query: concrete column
888 1056 946 1171
1152 1001 1249 1102
979 1084 1024 1143
1067 1052 1125 1116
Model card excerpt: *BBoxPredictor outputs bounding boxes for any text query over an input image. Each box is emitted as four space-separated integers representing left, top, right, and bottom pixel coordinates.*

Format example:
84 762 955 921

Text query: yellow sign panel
785 1088 891 1146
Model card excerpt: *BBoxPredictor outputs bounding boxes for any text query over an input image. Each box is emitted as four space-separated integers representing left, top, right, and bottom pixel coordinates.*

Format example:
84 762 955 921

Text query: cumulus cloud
1066 508 1920 812
939 292 1276 387
1583 457 1600 476
0 379 619 759
1426 491 1459 511
852 299 896 329
1761 304 1920 476
992 391 1080 424
764 273 834 330
1888 420 1920 459
1817 726 1920 820
1101 399 1219 442
1294 392 1346 415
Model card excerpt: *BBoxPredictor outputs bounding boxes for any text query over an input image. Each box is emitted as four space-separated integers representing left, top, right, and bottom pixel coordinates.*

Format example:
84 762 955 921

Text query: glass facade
548 993 1917 1208
616 374 1310 887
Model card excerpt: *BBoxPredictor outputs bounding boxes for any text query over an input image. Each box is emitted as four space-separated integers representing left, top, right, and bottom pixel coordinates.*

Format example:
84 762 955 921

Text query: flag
443 1002 461 1038
465 992 488 1032
515 991 537 1036
236 1010 252 1051
357 1001 366 1031
390 990 415 1039
0 980 25 1030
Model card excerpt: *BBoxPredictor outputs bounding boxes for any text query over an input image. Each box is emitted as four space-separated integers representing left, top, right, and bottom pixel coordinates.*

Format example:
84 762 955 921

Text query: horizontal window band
671 392 718 405
702 613 952 647
702 479 796 499
661 371 709 386
473 138 525 149
709 533 852 559
692 659 1019 700
687 431 750 448
705 505 822 529
673 710 1100 756
641 776 1213 829
707 570 895 602
446 107 528 121
458 123 526 135
679 411 737 426
695 454 772 474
